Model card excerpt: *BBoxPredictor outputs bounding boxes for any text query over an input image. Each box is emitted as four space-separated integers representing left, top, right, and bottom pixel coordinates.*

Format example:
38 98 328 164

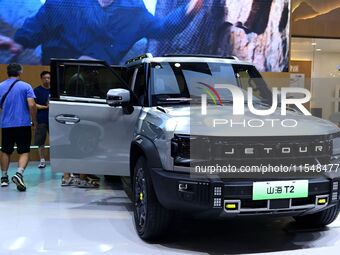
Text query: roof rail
231 55 240 61
162 54 240 60
125 53 153 65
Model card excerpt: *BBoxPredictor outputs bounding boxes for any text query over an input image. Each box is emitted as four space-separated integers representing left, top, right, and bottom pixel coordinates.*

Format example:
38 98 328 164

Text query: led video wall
0 0 290 72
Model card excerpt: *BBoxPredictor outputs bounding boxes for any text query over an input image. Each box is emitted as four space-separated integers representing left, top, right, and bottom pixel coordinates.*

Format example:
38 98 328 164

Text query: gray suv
49 54 340 241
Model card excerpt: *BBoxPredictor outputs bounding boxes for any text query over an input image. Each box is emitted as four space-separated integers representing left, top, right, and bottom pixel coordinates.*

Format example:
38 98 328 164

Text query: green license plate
252 180 309 200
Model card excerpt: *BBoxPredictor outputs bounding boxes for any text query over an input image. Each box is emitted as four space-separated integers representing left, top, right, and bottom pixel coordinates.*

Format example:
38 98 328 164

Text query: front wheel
294 203 340 227
133 156 173 241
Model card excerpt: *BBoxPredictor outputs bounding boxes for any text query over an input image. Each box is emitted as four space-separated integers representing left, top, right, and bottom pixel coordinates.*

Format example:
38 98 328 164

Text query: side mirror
106 88 130 107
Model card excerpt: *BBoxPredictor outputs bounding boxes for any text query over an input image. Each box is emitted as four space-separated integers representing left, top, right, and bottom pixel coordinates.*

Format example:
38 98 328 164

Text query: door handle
55 114 80 124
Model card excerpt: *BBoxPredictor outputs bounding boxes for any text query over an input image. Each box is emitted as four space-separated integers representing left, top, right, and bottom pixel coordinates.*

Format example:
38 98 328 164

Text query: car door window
58 64 125 100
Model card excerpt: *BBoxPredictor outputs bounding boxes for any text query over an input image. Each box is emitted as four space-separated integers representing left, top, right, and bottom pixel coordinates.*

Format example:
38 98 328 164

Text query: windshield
150 62 272 106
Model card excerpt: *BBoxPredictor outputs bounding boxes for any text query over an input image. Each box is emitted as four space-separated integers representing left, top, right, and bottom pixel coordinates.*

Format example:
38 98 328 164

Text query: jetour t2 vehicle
49 54 340 241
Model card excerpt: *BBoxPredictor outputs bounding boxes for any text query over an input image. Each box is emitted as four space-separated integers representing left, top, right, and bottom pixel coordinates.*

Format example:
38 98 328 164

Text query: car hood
159 105 339 137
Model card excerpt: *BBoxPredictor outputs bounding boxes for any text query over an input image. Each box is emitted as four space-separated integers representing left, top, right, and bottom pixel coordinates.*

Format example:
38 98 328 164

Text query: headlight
171 134 191 166
171 135 210 166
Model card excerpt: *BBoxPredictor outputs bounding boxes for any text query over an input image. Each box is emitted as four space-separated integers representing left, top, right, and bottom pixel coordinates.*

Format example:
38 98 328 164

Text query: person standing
34 71 50 168
0 64 37 191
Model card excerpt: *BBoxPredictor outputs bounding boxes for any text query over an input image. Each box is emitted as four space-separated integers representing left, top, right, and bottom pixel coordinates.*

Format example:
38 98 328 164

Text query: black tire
133 156 173 241
294 203 340 227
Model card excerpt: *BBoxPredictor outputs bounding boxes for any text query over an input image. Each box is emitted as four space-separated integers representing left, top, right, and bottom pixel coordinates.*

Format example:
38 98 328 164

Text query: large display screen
0 0 290 72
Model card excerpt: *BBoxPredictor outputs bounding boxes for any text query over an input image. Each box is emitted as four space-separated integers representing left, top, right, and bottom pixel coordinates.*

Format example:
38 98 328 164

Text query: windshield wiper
243 99 272 107
156 97 192 105
156 98 237 106
220 99 234 104
163 98 192 102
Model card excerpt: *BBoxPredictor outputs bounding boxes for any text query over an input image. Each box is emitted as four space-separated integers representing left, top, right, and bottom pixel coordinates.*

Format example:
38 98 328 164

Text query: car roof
125 54 253 67
151 57 251 65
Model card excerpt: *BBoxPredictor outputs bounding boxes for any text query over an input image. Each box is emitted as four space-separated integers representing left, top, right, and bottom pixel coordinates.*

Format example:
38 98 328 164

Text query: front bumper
150 168 340 218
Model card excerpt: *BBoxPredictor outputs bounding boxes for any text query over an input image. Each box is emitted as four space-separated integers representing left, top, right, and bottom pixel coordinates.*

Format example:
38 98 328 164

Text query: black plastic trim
150 168 338 217
130 135 163 177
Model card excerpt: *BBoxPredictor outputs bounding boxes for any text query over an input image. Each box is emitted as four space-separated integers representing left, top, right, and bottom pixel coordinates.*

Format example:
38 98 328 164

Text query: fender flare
130 135 163 179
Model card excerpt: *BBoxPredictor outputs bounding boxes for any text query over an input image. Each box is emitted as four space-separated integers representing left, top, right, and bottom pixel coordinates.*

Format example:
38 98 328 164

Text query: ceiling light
316 48 322 51
311 42 317 46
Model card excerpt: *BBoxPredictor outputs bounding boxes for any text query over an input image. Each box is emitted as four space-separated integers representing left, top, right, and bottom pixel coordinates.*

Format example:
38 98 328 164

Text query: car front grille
174 134 333 167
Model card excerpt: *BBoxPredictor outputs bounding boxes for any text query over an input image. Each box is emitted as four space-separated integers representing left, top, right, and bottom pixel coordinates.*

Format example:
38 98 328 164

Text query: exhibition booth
0 0 340 254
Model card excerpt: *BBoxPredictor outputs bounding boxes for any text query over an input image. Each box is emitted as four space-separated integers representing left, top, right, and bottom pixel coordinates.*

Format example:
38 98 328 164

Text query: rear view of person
0 64 37 191
34 71 50 168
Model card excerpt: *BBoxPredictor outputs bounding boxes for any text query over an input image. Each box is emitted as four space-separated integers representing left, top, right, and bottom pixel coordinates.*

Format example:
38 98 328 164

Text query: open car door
49 59 141 176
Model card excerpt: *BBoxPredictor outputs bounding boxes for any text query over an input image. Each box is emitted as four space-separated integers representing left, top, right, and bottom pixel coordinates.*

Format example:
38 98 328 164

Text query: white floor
0 163 340 255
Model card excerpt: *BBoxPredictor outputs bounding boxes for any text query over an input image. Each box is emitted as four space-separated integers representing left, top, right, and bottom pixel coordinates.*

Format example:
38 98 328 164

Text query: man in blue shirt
34 71 51 169
0 64 37 191
0 0 203 64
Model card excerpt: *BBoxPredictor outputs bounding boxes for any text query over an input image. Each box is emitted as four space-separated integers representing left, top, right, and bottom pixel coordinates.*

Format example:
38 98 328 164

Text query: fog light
224 202 239 210
226 203 237 209
224 200 240 213
317 197 328 205
332 192 338 201
213 198 222 207
214 187 222 196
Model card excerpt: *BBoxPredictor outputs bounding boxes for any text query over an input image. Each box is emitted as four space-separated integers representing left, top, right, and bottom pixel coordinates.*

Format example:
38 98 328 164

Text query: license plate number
252 180 308 200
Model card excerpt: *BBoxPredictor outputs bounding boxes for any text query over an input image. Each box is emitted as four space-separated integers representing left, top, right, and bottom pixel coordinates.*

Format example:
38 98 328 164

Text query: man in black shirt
34 71 50 168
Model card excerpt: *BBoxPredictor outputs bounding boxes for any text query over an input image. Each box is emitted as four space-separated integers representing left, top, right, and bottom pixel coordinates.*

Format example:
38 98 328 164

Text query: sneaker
61 176 79 186
12 172 26 192
77 178 99 188
38 161 46 168
1 176 9 187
